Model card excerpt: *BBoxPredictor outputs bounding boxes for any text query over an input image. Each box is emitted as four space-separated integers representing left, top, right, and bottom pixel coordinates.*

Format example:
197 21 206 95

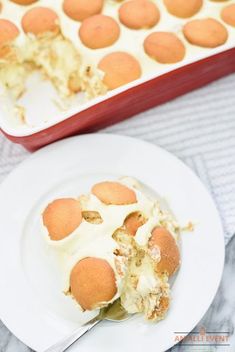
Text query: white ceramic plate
0 134 224 352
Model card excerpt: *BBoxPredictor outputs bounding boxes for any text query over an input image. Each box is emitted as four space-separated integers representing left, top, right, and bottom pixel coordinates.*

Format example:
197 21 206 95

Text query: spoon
44 299 130 352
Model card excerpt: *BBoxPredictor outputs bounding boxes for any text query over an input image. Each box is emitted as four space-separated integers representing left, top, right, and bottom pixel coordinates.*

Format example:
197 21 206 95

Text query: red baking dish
1 47 235 151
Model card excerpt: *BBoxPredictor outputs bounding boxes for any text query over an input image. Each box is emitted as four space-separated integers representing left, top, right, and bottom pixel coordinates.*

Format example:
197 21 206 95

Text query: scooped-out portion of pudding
0 7 107 101
41 177 181 322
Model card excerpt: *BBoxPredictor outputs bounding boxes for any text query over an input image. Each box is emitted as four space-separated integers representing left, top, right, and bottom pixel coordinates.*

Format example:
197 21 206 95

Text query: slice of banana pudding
41 177 181 322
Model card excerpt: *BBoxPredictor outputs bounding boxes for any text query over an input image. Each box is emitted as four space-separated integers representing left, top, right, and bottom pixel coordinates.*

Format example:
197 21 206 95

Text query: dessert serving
0 0 235 149
41 177 181 321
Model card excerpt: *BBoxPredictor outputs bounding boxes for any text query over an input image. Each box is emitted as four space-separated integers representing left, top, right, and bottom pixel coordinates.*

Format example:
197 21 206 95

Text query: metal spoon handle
44 318 100 352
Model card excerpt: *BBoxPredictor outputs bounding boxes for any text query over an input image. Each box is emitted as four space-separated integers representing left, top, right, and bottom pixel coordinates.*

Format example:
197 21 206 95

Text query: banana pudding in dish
41 177 181 322
0 0 234 128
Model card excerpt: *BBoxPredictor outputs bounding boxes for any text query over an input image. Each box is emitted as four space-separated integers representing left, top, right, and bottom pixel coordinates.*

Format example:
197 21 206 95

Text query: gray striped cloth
0 73 234 352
